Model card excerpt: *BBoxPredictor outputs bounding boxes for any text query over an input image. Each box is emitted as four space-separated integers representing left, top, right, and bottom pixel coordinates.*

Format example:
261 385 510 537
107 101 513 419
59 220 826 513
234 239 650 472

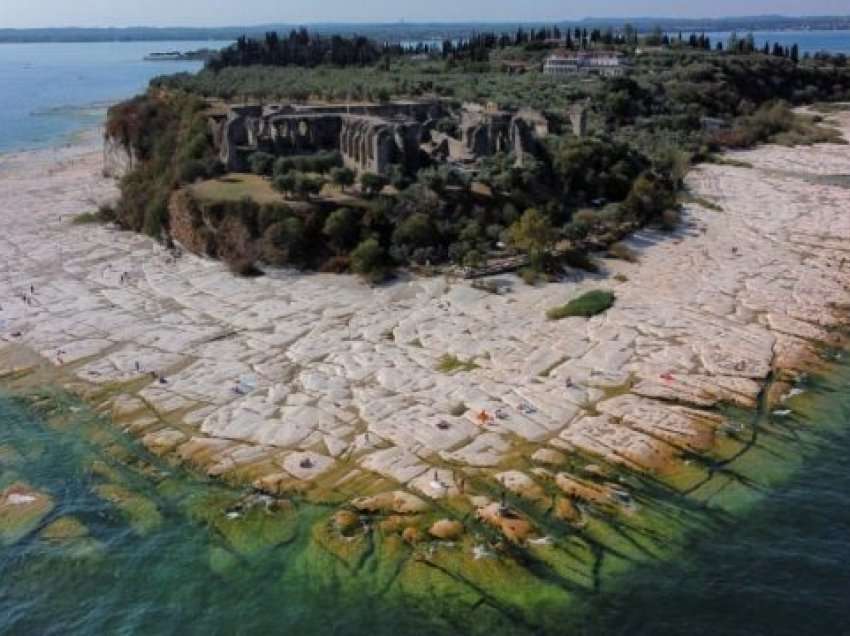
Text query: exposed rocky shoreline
2 112 850 553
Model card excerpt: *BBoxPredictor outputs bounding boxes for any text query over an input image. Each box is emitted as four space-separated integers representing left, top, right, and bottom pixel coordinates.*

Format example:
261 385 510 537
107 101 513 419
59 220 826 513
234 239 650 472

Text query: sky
0 0 848 28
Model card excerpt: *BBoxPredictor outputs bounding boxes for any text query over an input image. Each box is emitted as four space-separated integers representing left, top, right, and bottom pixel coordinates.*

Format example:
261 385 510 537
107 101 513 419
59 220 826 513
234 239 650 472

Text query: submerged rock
93 484 162 534
429 519 464 541
333 509 360 534
0 482 54 545
402 526 421 544
476 501 534 544
40 516 89 543
351 490 428 515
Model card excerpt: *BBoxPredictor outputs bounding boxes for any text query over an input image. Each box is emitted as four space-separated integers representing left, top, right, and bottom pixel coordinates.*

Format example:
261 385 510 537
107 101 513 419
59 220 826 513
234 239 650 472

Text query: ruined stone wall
339 116 421 175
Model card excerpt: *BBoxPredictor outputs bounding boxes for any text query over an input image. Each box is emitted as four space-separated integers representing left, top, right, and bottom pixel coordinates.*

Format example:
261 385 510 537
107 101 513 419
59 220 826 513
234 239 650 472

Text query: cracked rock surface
2 114 850 505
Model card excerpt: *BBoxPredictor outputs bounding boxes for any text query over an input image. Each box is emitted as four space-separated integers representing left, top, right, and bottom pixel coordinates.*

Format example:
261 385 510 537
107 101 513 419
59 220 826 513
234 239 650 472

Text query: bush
508 208 557 258
547 290 615 320
350 238 388 282
273 173 297 197
330 166 356 190
293 173 325 200
261 217 307 266
72 204 116 225
360 172 388 197
178 159 209 184
248 151 275 176
274 151 342 176
392 212 437 249
323 207 360 252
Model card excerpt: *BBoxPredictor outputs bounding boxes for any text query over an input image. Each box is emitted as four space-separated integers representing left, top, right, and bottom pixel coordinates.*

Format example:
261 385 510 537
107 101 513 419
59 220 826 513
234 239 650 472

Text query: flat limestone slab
3 113 850 498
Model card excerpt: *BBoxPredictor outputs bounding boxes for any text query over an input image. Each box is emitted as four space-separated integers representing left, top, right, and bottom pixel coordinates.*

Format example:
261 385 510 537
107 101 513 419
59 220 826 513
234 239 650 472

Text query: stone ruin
207 99 589 177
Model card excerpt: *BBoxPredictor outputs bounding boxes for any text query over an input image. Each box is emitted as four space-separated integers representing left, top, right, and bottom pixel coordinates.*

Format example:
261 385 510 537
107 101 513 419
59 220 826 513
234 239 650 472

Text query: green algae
40 516 89 543
0 482 54 546
1 351 850 634
93 484 163 534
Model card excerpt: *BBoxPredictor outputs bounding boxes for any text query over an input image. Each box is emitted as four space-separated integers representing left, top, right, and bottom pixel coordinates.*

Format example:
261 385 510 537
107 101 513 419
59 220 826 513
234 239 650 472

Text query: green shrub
360 172 388 197
273 152 342 176
248 151 275 176
323 207 360 252
273 173 297 197
330 166 356 190
350 238 388 282
547 290 616 320
72 204 116 225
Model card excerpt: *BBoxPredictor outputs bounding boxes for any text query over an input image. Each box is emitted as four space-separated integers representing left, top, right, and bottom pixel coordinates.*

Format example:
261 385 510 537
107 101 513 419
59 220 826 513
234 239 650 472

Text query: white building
543 51 627 78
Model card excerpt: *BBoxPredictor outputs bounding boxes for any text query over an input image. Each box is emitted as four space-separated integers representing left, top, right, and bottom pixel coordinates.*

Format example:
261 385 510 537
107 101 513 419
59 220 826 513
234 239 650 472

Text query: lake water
3 36 850 635
2 354 850 634
704 30 850 54
0 33 848 155
0 41 231 154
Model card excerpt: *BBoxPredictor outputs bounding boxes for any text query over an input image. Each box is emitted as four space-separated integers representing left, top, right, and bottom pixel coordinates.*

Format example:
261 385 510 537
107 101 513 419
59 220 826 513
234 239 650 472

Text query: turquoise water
0 41 230 153
2 359 850 634
569 364 850 635
0 391 458 635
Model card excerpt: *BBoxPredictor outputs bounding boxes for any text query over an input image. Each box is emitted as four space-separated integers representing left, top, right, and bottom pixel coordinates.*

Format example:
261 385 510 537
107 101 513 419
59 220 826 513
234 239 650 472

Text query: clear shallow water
567 365 850 634
0 41 231 153
1 358 850 634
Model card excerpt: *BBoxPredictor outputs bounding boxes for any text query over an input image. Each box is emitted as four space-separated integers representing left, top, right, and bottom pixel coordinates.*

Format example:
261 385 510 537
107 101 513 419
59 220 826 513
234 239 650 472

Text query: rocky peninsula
2 111 850 624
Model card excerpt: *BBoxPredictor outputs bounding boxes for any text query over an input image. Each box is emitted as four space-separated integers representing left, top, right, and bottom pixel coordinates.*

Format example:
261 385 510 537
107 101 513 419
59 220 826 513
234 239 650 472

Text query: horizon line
3 14 850 31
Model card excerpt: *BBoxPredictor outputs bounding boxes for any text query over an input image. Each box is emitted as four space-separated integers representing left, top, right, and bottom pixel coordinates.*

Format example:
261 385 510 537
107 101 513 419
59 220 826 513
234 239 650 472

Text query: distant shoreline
3 17 850 44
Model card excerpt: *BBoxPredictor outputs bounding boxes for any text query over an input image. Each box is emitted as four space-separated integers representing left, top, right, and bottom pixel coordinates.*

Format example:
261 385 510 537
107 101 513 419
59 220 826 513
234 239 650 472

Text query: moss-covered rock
0 482 54 545
93 484 162 534
40 516 89 543
429 519 464 541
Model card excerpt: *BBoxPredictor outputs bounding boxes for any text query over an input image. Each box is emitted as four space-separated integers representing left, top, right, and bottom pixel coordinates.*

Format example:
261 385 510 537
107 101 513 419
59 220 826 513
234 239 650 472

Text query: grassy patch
72 212 102 225
547 290 616 320
191 173 290 206
437 354 480 374
71 204 115 225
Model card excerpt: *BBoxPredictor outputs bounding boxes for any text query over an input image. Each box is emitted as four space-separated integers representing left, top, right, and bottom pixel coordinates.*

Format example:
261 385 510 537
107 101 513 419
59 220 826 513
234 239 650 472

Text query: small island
143 48 217 62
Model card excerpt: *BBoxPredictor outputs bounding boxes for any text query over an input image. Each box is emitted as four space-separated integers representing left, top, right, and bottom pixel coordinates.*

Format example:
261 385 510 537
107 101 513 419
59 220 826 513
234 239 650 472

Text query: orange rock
402 527 421 544
554 496 581 523
428 519 464 540
334 510 359 533
499 516 533 544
